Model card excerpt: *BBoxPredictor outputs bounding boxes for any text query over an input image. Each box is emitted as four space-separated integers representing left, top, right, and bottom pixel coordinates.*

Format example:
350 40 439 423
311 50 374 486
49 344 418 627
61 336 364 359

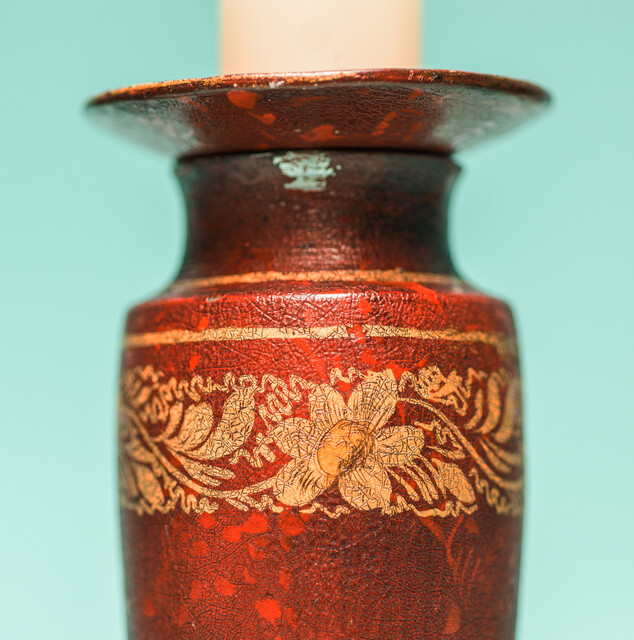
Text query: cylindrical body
119 151 523 639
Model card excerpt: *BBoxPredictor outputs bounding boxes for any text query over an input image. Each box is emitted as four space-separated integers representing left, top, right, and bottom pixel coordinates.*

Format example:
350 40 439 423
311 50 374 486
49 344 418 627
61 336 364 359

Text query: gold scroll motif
120 365 523 519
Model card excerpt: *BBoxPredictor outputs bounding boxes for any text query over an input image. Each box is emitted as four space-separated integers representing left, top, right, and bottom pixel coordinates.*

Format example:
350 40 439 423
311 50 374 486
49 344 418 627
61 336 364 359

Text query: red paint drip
360 351 380 367
213 575 236 597
227 90 259 109
387 363 408 379
403 283 444 310
372 111 399 137
250 112 276 125
301 124 338 142
358 299 372 314
348 324 366 343
255 598 282 624
222 512 269 542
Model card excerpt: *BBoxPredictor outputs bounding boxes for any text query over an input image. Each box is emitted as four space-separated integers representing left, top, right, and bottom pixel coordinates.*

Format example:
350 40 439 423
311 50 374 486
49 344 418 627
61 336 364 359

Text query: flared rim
89 68 550 106
87 69 550 157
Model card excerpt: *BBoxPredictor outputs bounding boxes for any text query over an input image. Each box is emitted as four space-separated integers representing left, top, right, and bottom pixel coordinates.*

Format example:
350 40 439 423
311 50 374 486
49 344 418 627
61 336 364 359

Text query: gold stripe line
173 269 462 289
124 325 515 356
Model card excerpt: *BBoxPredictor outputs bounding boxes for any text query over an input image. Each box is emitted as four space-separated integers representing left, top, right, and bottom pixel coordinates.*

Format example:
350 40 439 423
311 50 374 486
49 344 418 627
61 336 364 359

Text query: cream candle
221 0 422 74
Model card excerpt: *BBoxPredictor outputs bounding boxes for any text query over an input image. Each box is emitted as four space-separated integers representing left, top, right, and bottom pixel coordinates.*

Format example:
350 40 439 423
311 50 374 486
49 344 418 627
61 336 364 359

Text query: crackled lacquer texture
117 151 524 640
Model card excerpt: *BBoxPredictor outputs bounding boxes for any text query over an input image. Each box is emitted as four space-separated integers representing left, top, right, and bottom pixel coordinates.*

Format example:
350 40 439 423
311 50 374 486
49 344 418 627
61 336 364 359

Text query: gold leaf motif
374 426 425 467
432 459 476 505
125 436 156 467
204 388 255 459
493 377 521 444
131 462 165 512
270 418 319 459
477 374 503 435
168 402 214 453
179 458 235 486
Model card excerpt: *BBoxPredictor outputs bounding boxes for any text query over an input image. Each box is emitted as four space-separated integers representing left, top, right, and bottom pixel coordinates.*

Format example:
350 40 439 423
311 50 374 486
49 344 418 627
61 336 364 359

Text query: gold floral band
120 364 522 520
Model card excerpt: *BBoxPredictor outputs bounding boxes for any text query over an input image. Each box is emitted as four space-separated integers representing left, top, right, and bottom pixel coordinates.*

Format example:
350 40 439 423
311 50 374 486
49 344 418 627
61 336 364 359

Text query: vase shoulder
124 278 517 346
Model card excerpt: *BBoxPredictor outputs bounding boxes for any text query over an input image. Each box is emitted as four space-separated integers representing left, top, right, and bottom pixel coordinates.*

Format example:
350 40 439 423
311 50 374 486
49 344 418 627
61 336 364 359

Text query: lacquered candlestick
89 69 549 640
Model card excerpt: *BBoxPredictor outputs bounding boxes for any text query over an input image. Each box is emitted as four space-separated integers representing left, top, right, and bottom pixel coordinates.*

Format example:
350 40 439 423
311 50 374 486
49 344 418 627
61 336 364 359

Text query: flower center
316 419 373 477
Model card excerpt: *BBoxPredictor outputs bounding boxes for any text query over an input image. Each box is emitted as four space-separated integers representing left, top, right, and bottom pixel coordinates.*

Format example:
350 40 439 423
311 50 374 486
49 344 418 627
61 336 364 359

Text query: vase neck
175 151 460 280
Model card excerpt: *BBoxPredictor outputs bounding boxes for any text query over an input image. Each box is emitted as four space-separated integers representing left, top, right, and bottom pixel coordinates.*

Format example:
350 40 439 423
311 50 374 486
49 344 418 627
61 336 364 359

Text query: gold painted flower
271 370 425 512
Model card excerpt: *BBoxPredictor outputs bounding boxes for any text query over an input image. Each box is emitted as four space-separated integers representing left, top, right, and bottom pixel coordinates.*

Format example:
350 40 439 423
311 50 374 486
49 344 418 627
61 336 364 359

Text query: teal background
1 1 632 638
